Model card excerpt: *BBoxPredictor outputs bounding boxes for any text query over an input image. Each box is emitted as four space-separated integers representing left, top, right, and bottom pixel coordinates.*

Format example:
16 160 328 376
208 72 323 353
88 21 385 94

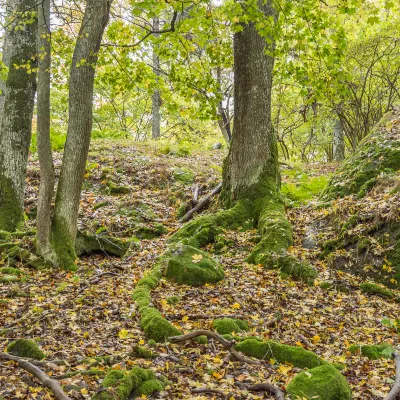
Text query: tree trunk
0 0 12 116
151 16 161 139
333 118 345 161
216 67 231 145
36 0 55 256
0 0 37 231
222 0 278 206
48 0 112 269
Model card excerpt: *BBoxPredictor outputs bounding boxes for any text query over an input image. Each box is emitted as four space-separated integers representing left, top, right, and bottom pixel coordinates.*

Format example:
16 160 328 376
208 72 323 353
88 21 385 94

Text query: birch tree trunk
333 118 345 161
48 0 112 269
36 0 55 256
151 16 161 139
0 0 37 231
216 67 231 145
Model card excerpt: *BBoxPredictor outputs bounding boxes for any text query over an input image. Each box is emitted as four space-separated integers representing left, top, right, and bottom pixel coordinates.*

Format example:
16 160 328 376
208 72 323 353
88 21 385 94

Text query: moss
173 168 195 185
340 214 358 236
75 231 129 257
51 216 77 271
388 240 400 287
135 222 168 239
360 282 397 299
141 312 181 342
165 244 224 286
348 343 393 360
0 175 24 232
93 201 110 210
169 199 253 248
319 239 339 258
109 185 130 195
129 345 154 359
235 339 326 369
136 275 159 289
212 318 249 335
319 281 350 293
135 379 164 396
6 339 45 360
0 267 22 276
323 114 400 200
287 364 351 400
166 295 180 305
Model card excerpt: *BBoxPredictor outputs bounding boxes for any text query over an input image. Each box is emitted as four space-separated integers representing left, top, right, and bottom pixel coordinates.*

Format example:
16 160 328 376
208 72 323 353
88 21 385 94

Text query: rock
212 142 222 150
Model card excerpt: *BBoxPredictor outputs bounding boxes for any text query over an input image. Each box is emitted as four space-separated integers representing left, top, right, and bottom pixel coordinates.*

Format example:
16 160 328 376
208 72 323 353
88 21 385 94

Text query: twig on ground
248 382 285 400
169 329 262 365
384 351 400 400
0 352 72 400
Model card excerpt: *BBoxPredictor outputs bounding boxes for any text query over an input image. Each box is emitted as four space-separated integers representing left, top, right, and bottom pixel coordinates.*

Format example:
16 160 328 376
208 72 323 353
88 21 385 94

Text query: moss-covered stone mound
235 338 327 369
6 339 46 360
348 343 393 360
75 231 130 257
322 111 400 200
287 364 351 400
212 318 249 335
165 245 224 286
92 367 165 399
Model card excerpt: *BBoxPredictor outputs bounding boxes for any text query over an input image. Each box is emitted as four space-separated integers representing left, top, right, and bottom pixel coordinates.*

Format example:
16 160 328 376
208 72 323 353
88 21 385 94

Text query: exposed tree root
248 382 285 400
384 352 400 400
0 352 72 400
168 329 262 365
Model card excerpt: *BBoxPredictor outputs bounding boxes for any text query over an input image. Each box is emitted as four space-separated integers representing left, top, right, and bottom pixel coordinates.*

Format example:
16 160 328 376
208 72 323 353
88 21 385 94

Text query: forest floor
0 140 399 400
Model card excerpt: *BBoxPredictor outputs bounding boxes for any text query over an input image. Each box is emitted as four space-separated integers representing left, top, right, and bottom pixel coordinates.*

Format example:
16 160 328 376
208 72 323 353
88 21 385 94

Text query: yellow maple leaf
192 254 203 263
232 302 241 309
118 329 129 339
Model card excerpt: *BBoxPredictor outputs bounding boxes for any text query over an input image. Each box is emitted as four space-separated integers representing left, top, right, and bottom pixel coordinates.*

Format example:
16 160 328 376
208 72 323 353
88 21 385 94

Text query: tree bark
0 0 37 231
36 0 55 256
151 16 161 139
216 67 231 145
48 0 112 269
333 118 345 161
222 0 278 206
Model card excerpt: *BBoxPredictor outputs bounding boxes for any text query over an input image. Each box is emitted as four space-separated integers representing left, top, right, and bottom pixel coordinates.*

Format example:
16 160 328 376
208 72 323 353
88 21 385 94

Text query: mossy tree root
247 196 317 284
168 199 254 248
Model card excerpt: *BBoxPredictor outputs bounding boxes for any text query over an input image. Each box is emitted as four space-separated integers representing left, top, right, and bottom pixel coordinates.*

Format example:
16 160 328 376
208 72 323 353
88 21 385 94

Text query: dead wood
384 352 400 400
248 382 285 400
180 183 222 223
0 352 72 400
169 329 262 365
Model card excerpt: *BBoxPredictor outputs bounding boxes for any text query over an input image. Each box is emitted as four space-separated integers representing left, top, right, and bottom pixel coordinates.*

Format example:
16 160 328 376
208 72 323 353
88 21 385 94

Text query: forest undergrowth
0 140 399 400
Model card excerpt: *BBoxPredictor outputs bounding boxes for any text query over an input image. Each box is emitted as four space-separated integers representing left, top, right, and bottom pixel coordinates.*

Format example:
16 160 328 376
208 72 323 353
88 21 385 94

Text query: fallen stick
384 352 400 400
169 329 261 365
0 352 72 400
180 183 222 223
192 387 233 399
248 382 285 400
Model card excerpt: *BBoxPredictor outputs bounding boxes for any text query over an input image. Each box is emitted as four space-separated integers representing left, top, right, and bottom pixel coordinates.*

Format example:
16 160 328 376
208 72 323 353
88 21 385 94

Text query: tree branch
384 352 400 400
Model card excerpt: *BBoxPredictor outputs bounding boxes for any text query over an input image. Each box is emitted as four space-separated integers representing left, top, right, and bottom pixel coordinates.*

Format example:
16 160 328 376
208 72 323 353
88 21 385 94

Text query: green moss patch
360 282 397 300
134 222 168 239
348 343 393 360
287 364 351 400
92 367 164 399
235 339 326 369
6 339 46 360
165 245 224 286
133 260 182 342
75 231 130 257
322 112 400 200
212 318 249 335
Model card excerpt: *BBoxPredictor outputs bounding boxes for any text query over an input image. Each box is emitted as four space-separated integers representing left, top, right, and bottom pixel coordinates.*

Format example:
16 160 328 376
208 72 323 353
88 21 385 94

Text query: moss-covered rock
172 168 195 184
360 282 397 300
135 222 168 239
93 367 165 400
235 339 326 369
322 111 400 200
348 343 393 360
6 339 45 360
135 379 164 396
212 318 249 335
75 231 130 257
287 364 351 400
128 345 154 359
164 244 224 286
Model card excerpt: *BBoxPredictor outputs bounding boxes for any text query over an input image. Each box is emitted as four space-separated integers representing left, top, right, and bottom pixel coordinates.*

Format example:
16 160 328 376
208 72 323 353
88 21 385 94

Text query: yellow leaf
232 302 241 309
118 329 129 339
192 254 203 263
80 388 88 395
139 339 145 345
182 316 189 322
